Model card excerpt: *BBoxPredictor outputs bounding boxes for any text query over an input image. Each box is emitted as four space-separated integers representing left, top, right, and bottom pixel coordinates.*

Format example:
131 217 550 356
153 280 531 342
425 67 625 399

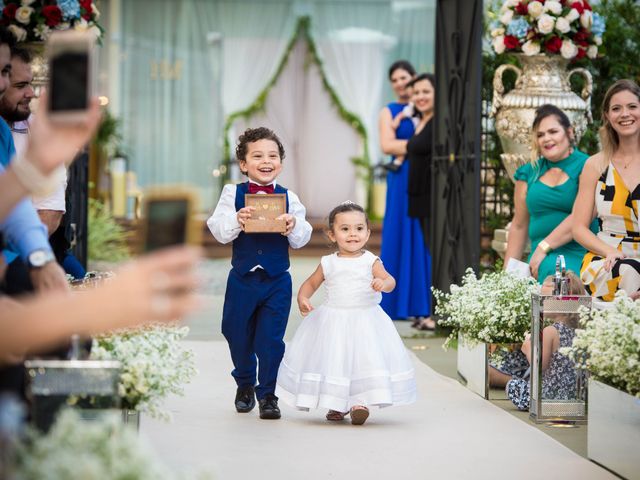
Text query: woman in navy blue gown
378 62 433 329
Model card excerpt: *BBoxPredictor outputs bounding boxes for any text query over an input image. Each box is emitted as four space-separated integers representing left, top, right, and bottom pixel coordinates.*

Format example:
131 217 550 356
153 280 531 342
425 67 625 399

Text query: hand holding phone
141 187 200 252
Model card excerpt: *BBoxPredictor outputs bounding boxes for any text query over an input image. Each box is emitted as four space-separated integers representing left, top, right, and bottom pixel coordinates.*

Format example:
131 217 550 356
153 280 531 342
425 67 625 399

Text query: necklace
619 158 632 169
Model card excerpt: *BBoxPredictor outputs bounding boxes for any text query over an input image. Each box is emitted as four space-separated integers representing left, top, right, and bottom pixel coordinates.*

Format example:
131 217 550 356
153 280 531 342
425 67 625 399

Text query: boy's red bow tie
248 183 274 194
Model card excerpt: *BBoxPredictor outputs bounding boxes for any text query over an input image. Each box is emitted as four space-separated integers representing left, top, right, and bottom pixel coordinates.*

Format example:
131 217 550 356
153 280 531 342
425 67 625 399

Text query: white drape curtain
309 2 395 168
108 0 436 209
234 39 360 218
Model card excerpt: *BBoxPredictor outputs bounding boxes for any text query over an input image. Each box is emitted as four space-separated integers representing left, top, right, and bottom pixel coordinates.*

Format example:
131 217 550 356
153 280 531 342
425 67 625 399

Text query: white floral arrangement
433 268 538 349
489 0 605 60
91 324 197 420
13 409 173 480
562 295 640 397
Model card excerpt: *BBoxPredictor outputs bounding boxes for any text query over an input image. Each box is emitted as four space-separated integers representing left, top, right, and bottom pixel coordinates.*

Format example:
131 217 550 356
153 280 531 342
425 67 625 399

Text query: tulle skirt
276 303 417 413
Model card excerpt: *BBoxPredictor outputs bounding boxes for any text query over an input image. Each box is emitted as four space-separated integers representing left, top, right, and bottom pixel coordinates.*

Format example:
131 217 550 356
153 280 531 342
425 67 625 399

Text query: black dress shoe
258 393 281 419
235 385 255 413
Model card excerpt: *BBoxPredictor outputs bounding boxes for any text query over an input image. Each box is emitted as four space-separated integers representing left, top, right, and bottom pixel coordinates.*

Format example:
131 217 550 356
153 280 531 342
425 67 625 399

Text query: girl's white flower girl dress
276 251 417 413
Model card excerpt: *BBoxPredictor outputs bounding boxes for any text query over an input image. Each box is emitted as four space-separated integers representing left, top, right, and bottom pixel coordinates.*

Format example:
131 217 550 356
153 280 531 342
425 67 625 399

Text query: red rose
2 4 18 21
80 0 93 20
575 48 587 59
583 0 592 11
571 2 585 14
42 5 62 26
574 29 589 46
544 36 563 53
515 2 528 15
504 35 520 50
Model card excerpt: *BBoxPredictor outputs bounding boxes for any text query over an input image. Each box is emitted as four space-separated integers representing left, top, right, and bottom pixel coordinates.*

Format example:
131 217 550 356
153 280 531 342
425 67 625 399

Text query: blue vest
232 182 290 276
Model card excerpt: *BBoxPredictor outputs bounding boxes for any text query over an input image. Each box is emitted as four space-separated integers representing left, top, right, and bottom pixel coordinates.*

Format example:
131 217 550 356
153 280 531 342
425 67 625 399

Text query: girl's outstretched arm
372 259 396 293
297 263 324 316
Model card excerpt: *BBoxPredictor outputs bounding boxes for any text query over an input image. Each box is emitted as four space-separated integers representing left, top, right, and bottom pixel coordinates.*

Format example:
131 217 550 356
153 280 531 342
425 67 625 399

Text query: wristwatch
27 249 55 269
538 240 552 254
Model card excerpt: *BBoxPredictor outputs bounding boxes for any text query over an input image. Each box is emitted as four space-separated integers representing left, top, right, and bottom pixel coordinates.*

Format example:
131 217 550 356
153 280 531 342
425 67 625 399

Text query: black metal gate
431 0 483 293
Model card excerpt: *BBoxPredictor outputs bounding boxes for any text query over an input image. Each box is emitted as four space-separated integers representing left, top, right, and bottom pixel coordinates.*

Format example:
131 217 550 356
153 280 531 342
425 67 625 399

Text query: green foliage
93 109 124 158
88 199 130 262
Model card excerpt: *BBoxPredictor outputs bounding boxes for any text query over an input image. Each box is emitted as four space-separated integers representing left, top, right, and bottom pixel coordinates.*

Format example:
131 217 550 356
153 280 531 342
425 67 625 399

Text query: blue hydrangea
591 13 606 37
57 0 81 21
490 20 502 31
506 18 530 40
0 1 4 11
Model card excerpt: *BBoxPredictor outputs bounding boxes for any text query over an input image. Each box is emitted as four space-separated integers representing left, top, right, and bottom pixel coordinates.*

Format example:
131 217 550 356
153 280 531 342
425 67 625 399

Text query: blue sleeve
0 138 53 263
514 162 532 183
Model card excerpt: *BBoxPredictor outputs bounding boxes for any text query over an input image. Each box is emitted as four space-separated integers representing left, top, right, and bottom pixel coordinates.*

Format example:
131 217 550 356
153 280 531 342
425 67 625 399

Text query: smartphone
140 187 200 252
46 30 96 123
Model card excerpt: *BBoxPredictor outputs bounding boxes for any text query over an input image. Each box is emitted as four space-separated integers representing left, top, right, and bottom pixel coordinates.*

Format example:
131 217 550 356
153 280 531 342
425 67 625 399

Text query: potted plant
90 324 198 424
563 295 640 479
433 268 538 398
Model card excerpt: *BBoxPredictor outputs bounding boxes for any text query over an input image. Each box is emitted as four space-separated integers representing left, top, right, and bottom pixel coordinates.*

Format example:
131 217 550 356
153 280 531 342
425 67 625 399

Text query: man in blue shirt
0 27 67 294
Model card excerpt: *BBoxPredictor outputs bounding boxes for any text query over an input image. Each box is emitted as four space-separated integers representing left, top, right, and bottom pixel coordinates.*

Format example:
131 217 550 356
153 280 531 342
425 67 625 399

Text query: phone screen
49 51 89 111
144 199 189 252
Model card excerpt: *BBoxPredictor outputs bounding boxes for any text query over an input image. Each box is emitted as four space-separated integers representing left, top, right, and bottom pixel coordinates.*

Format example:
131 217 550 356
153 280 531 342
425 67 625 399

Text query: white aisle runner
142 341 613 480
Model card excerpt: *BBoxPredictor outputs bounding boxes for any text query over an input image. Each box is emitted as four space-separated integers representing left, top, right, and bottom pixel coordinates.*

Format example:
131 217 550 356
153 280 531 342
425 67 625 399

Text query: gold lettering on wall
150 60 183 80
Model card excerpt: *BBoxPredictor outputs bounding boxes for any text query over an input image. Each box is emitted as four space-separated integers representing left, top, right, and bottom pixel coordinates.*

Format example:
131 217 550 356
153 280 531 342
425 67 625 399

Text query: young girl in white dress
275 202 417 425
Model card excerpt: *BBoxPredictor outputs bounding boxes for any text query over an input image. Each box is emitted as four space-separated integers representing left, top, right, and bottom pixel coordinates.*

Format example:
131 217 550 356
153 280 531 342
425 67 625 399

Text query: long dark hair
388 60 415 79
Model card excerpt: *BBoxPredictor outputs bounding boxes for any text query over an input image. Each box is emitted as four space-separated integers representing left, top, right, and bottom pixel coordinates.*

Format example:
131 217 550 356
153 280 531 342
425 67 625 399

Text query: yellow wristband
538 240 552 254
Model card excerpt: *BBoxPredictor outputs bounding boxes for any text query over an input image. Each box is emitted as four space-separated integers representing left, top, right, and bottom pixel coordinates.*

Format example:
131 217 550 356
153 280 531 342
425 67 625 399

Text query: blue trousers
221 268 291 400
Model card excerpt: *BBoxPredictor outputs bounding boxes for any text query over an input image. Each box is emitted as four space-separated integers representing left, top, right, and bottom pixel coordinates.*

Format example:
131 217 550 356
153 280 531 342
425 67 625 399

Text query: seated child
505 271 585 411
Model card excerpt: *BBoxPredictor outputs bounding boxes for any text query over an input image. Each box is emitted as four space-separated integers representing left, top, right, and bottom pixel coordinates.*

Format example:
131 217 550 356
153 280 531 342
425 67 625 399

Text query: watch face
28 250 51 268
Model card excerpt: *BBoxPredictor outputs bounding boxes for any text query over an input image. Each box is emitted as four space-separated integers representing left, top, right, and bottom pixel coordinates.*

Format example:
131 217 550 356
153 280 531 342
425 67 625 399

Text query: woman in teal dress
504 104 596 282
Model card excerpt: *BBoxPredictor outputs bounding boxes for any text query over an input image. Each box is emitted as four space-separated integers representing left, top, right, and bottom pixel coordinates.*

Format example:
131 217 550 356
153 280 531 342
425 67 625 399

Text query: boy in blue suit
207 127 312 419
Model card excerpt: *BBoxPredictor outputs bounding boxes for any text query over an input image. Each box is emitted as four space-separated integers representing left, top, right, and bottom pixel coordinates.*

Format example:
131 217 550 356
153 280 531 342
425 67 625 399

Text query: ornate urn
491 54 593 181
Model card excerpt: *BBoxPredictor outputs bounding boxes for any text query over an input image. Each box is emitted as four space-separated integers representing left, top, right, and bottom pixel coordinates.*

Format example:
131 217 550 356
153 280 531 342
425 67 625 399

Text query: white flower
493 35 506 54
555 17 571 34
537 14 555 35
433 268 538 349
527 1 544 18
500 9 514 25
580 11 593 29
33 24 51 41
91 324 197 419
560 39 578 59
566 8 580 22
587 45 598 59
89 25 101 40
594 36 603 46
7 25 27 42
55 22 71 31
491 27 505 38
522 40 541 56
544 0 563 15
15 6 33 25
563 294 640 397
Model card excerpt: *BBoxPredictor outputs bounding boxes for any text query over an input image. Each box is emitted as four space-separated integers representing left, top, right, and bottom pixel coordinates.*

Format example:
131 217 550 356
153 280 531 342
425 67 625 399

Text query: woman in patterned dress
573 79 640 300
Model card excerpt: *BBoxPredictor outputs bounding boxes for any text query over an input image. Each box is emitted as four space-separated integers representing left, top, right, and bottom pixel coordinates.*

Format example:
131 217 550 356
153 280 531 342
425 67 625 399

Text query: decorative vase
491 54 592 182
121 409 141 431
588 379 640 480
456 333 522 400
